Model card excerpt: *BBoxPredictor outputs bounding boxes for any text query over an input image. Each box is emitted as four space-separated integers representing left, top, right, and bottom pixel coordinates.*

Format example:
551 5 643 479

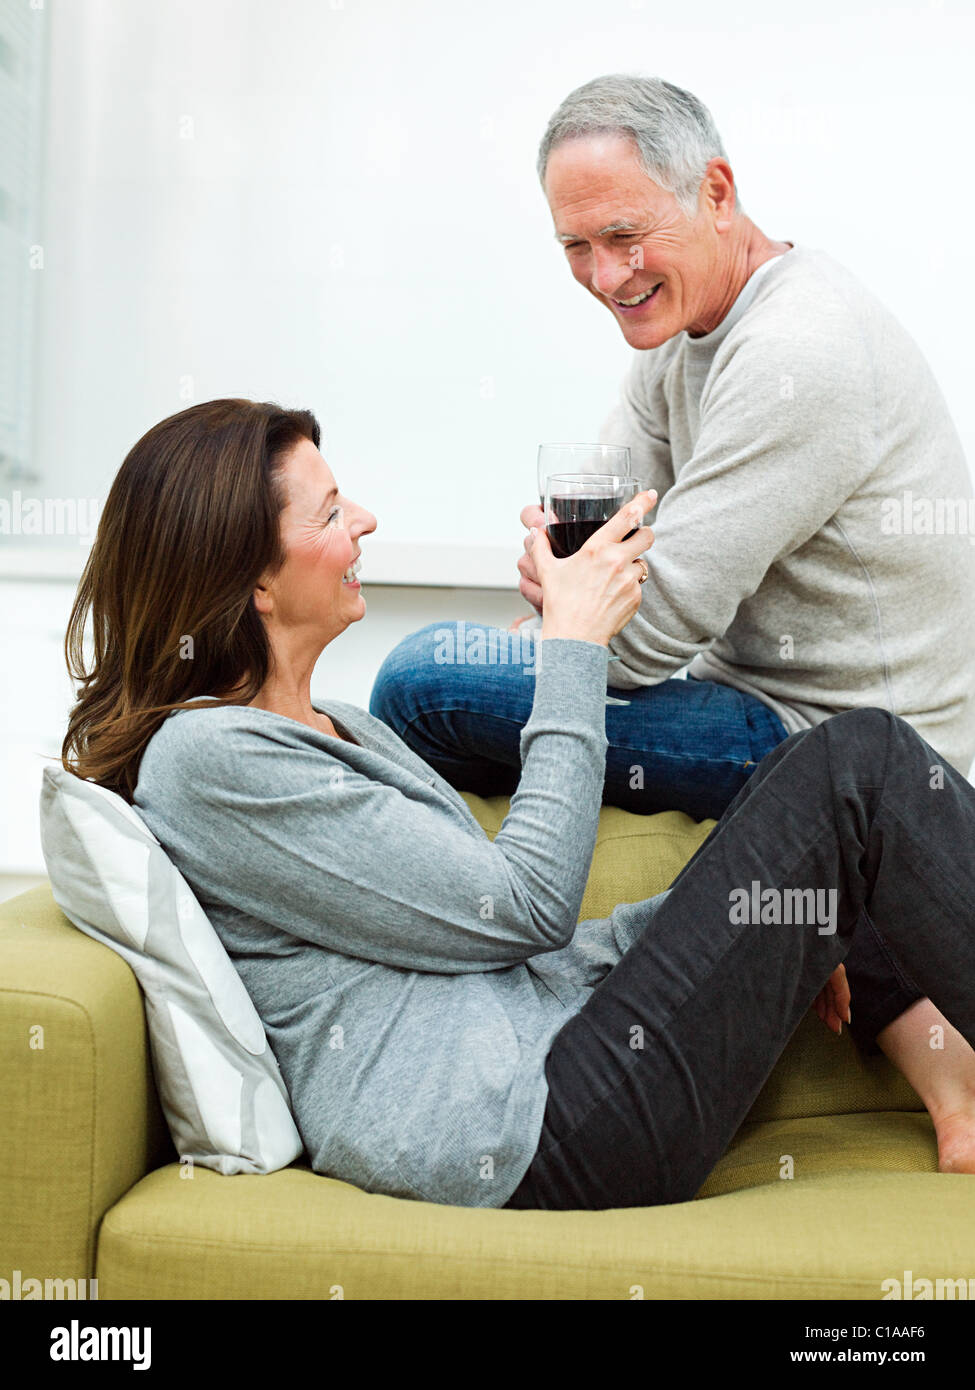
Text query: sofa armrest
0 885 172 1283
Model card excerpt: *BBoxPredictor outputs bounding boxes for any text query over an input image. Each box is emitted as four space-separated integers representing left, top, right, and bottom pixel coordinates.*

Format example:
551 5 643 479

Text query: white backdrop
30 0 975 583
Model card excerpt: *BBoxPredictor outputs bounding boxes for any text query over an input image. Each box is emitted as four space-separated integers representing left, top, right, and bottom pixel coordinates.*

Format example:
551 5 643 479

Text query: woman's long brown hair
62 398 320 802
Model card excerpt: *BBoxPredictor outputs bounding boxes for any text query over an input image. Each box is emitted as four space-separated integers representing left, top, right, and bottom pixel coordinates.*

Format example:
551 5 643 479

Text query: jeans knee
369 624 442 726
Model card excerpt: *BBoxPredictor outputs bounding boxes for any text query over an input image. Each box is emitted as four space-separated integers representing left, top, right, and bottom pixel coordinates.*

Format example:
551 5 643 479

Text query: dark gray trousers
505 709 973 1210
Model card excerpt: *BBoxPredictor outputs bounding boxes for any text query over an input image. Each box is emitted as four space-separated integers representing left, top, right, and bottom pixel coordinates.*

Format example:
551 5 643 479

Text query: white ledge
0 540 523 590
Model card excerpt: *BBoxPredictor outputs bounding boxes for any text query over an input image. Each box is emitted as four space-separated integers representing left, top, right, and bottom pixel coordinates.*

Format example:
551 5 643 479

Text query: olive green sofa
3 796 970 1300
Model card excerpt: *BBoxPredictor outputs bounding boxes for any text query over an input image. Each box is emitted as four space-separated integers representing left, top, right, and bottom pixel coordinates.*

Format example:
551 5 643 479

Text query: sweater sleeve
599 351 675 504
604 323 878 688
527 889 672 995
136 639 610 974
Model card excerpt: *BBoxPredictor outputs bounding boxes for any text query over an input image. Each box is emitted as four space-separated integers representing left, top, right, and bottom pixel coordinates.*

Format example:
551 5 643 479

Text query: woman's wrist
540 620 609 648
529 636 612 718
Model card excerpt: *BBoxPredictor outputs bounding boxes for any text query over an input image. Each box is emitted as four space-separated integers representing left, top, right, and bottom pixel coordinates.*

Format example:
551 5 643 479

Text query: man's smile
610 281 663 313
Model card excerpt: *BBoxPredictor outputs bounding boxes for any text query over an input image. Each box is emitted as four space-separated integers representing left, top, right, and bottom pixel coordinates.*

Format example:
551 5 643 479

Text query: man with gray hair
371 74 975 820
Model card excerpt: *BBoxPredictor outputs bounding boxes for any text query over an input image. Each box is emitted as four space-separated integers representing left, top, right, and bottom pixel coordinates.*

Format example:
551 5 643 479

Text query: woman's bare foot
928 1103 975 1174
876 998 975 1174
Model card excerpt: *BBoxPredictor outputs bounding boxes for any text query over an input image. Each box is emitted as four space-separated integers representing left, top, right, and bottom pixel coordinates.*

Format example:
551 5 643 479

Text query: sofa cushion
38 765 302 1176
94 1111 957 1299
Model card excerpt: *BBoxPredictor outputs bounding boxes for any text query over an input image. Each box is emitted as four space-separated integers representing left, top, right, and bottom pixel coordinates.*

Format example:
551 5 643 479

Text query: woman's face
255 437 377 649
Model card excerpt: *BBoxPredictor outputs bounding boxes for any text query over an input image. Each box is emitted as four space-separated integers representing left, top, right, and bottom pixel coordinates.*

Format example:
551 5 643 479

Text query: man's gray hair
537 74 743 221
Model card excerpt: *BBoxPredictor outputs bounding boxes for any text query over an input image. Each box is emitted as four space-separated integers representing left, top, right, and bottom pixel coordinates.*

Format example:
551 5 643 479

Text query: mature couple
64 75 975 1211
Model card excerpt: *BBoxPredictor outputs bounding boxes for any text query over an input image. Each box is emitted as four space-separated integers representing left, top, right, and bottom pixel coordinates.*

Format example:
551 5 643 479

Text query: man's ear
701 157 736 229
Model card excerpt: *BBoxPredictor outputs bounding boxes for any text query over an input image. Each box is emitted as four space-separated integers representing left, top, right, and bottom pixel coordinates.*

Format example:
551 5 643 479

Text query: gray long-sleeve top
133 638 669 1207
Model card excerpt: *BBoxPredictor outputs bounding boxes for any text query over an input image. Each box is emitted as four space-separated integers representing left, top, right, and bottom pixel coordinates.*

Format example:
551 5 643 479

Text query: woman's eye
327 506 344 525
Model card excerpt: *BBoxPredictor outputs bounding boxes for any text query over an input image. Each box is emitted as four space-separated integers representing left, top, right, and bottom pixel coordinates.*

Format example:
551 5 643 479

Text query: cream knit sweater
600 244 975 775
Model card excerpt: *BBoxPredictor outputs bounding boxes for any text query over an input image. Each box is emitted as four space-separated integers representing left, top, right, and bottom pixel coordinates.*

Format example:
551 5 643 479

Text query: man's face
544 133 730 349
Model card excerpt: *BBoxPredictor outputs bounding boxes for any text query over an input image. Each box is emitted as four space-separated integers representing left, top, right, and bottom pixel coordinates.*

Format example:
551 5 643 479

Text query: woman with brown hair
62 398 975 1209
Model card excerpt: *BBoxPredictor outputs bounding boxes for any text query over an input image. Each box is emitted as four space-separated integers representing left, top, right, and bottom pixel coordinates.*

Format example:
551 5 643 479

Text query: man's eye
327 506 343 525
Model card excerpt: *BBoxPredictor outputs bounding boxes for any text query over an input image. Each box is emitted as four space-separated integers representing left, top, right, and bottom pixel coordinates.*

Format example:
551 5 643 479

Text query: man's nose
589 246 629 298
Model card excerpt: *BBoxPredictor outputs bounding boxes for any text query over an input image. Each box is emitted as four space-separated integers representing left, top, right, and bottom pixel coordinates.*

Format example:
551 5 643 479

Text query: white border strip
0 541 524 590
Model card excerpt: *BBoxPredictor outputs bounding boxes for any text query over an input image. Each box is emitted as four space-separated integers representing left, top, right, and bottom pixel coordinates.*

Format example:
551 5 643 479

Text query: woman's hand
528 490 657 648
813 963 852 1036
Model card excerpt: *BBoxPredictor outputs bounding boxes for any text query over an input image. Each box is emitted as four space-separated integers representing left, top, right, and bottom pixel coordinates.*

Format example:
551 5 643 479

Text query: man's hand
518 503 545 614
813 963 851 1036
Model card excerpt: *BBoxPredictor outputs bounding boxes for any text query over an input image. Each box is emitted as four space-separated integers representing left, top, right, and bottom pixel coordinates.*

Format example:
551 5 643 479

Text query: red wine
547 494 636 558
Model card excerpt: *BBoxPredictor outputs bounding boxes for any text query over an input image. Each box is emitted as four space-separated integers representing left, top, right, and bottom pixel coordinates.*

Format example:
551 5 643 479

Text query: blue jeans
369 620 792 822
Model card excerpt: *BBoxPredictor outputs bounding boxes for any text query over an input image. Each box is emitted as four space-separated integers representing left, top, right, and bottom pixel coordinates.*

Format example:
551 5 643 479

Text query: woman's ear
252 576 274 617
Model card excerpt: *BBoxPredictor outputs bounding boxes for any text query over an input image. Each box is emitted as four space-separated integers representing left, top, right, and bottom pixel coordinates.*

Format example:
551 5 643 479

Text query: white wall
3 0 974 881
0 0 46 484
29 0 975 580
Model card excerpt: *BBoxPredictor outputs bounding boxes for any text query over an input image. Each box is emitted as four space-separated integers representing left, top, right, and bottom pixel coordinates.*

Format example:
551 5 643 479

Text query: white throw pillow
39 764 303 1176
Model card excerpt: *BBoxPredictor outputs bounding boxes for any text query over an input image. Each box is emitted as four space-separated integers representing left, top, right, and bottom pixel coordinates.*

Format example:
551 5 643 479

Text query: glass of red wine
542 474 649 706
537 444 631 508
544 473 644 557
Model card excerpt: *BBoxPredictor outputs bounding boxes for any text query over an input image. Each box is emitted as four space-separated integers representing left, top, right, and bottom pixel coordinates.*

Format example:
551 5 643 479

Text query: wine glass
537 444 631 507
543 474 640 556
543 473 650 706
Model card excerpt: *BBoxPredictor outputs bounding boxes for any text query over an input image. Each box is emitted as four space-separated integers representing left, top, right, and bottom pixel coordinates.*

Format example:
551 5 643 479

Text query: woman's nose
355 507 378 537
